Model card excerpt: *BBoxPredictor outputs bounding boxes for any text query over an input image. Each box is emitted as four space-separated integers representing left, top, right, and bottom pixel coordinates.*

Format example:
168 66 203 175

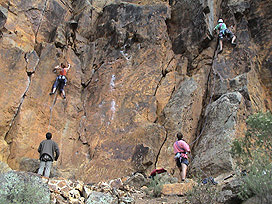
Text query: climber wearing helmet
49 62 71 99
214 18 236 53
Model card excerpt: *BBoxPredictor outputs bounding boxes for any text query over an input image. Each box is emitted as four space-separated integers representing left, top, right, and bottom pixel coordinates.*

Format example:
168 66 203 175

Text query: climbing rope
189 44 219 146
35 0 48 38
187 39 228 182
48 90 58 131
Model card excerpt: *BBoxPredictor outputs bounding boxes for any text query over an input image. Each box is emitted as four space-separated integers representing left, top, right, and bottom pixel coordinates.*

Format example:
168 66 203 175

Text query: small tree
231 111 272 203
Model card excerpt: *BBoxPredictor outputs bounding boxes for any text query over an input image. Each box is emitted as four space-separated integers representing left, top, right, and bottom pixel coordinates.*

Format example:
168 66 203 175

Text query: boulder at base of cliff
19 157 60 178
161 179 196 196
86 191 118 204
123 172 148 190
0 161 12 175
0 171 50 204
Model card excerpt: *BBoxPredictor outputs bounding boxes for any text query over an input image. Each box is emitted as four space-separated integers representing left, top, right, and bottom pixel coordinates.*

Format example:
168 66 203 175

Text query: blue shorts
176 157 189 167
52 76 67 92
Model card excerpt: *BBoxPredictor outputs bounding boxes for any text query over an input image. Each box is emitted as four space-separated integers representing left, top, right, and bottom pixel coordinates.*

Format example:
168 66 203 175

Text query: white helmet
218 19 223 23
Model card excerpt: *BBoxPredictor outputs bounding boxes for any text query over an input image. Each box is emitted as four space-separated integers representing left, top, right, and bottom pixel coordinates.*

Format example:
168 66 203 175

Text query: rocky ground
0 160 246 204
0 0 271 203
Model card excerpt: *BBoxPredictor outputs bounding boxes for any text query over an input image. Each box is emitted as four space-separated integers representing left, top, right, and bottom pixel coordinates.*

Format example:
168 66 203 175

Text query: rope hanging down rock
189 40 222 146
48 90 58 132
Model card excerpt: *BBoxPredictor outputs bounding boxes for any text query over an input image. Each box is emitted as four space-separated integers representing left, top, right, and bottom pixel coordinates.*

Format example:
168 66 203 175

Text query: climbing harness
174 141 187 155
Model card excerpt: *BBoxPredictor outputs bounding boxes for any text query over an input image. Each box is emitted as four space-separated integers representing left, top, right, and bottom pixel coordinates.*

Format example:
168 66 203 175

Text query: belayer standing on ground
37 132 60 178
213 18 236 53
50 62 71 99
173 132 191 182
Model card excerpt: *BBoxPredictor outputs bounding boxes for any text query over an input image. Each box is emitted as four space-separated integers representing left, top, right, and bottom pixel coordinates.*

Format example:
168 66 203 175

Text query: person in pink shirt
173 132 190 182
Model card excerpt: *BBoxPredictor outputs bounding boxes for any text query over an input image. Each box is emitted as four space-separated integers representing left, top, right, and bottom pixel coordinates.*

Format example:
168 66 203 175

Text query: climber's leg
181 163 188 181
231 35 236 45
44 161 52 178
61 90 66 99
37 161 45 176
218 39 223 53
59 82 66 99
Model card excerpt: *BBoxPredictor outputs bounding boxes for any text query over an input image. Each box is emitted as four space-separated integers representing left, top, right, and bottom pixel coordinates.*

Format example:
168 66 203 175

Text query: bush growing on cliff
231 111 272 203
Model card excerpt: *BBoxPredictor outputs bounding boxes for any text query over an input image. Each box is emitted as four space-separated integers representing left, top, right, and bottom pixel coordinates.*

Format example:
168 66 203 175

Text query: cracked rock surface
0 0 271 184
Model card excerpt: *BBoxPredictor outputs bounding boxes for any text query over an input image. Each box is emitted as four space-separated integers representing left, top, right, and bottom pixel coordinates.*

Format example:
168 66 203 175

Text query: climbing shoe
218 49 223 54
49 92 54 95
231 42 236 46
63 95 66 99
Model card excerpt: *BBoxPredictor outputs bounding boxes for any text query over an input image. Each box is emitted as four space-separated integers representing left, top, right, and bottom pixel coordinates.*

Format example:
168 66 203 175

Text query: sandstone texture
161 179 196 196
0 0 271 186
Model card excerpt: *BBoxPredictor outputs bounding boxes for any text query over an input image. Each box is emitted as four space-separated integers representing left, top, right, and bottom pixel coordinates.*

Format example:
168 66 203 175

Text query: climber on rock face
50 62 71 99
213 18 236 53
173 132 191 182
37 132 60 178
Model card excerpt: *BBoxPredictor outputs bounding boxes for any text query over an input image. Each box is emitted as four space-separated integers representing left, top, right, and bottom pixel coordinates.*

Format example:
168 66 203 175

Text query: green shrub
186 177 219 204
231 112 272 203
144 172 178 198
145 175 163 197
238 161 272 203
232 112 272 166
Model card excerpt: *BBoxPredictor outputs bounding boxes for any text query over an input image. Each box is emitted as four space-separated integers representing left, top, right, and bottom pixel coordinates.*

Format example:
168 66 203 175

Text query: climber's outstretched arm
53 65 61 72
64 64 71 72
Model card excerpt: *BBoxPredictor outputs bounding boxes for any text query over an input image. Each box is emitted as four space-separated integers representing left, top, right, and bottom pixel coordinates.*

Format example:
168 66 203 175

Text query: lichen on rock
0 171 50 204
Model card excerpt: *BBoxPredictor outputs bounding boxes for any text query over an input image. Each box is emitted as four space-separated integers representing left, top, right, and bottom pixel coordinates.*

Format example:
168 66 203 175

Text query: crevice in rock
34 0 48 41
154 56 175 97
153 74 164 97
34 43 43 57
190 45 219 152
4 74 32 144
78 89 93 162
6 3 17 16
26 8 41 12
59 0 73 13
154 127 168 168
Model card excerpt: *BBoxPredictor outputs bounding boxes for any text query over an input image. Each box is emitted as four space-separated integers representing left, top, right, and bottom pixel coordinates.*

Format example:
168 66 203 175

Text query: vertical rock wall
0 0 271 182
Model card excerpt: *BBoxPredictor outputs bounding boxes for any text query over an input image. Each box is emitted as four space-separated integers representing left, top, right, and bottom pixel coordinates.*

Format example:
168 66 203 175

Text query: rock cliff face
0 0 271 182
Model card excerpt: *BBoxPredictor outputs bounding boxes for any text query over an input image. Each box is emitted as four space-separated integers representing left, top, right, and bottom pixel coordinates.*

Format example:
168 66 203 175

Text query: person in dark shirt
37 132 60 178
